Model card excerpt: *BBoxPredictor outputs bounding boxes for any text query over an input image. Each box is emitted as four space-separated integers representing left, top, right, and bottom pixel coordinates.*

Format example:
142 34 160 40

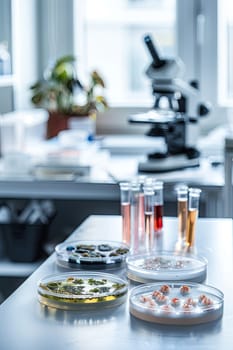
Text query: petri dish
129 281 224 325
38 271 128 310
55 240 130 270
126 251 207 283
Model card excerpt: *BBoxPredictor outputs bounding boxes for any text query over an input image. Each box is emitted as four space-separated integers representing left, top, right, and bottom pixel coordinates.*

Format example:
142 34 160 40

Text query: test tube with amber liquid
144 184 154 252
186 188 201 250
177 185 188 248
153 181 164 233
119 182 131 245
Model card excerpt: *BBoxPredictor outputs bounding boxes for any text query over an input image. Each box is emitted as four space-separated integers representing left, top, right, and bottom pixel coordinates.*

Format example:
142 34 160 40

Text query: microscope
129 34 210 172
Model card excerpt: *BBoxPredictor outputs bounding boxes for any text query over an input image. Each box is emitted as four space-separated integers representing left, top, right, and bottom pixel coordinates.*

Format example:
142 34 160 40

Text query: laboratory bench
0 154 225 216
0 151 225 299
0 215 232 350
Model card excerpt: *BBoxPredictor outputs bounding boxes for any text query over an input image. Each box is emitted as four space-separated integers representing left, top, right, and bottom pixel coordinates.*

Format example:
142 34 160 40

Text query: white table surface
0 215 232 350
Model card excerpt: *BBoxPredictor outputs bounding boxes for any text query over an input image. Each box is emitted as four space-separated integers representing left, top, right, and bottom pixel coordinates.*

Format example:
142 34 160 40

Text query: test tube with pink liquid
143 183 154 252
138 176 146 245
130 181 140 253
119 182 131 245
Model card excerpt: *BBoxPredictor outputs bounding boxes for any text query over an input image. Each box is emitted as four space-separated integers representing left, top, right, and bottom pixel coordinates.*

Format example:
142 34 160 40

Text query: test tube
119 182 131 245
130 182 140 253
139 176 155 246
144 184 154 252
153 181 164 233
176 185 188 247
186 188 202 250
138 176 145 242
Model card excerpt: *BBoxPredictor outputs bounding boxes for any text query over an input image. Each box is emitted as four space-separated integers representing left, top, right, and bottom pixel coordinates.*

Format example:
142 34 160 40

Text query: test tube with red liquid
153 181 164 233
143 184 154 252
119 182 131 245
185 188 201 251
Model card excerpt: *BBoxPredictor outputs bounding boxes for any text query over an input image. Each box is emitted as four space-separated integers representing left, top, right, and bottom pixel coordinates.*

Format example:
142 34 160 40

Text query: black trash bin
1 223 49 262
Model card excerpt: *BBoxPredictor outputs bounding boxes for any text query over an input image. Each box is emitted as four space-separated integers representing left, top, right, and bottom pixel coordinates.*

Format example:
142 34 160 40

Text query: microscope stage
138 154 200 173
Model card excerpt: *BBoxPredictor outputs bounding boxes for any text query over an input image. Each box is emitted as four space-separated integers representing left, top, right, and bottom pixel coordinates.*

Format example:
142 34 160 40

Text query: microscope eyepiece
144 34 166 68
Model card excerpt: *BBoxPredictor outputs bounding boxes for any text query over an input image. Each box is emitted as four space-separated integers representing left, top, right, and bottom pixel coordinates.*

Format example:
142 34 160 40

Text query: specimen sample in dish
126 251 207 283
38 271 128 310
129 282 223 325
55 240 130 270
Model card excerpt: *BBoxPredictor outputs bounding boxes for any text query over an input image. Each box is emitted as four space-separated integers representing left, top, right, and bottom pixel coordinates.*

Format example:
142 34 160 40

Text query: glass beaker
186 188 202 250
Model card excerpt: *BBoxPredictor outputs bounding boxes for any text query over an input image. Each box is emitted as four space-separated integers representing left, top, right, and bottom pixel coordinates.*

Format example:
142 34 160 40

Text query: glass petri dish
126 251 207 283
129 281 224 325
55 240 130 270
38 271 128 310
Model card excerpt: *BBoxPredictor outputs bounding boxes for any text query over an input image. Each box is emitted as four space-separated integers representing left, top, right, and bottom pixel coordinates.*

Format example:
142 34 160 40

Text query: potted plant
30 55 108 139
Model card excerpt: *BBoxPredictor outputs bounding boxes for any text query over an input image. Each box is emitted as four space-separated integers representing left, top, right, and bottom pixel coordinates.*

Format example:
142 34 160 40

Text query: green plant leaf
30 55 108 115
54 55 76 68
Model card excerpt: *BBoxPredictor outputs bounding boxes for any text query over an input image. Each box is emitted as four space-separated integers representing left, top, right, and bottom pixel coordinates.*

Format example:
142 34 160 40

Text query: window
74 0 176 107
218 0 233 106
8 0 227 135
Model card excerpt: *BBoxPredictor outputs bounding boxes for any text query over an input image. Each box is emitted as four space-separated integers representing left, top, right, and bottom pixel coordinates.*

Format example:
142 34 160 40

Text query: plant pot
46 112 69 139
46 112 96 140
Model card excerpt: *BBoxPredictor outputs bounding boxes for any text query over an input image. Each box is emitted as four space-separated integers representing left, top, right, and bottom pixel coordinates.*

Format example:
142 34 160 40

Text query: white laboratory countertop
0 153 224 199
0 133 225 183
106 154 224 185
0 134 225 220
0 215 232 350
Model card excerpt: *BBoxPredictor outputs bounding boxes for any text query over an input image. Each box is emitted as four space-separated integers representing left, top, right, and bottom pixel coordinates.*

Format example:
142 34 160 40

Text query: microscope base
138 154 200 173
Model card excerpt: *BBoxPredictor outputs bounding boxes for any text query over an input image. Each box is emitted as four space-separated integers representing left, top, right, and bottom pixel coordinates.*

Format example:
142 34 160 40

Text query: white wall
12 0 39 110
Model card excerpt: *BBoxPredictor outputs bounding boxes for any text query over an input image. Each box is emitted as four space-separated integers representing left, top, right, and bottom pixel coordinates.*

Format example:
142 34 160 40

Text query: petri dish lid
129 281 224 325
37 271 128 310
126 251 207 283
55 240 130 270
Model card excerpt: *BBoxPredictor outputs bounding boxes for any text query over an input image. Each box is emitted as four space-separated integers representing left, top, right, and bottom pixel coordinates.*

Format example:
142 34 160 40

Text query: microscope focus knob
198 103 211 116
